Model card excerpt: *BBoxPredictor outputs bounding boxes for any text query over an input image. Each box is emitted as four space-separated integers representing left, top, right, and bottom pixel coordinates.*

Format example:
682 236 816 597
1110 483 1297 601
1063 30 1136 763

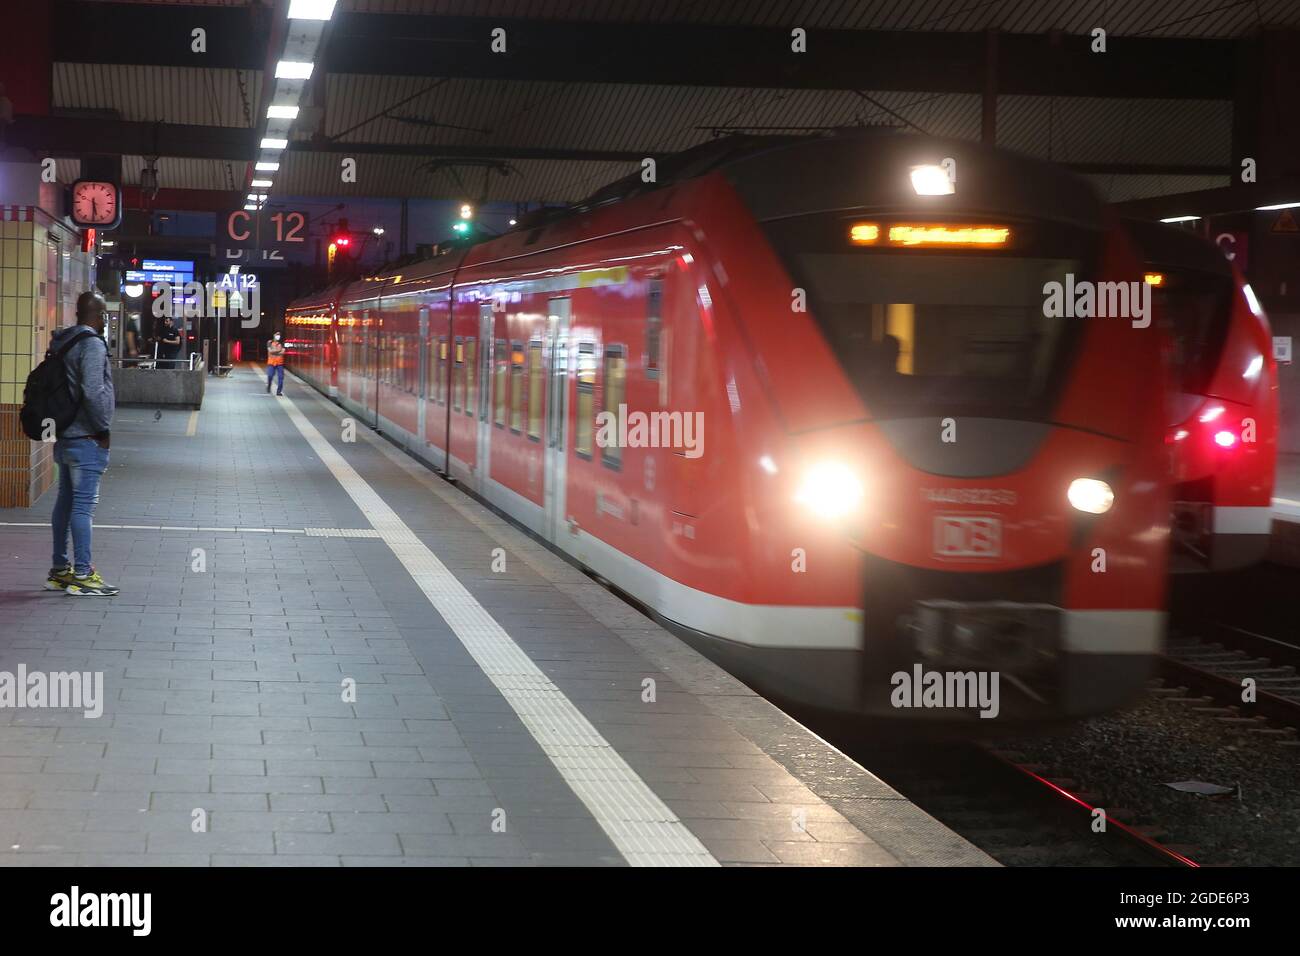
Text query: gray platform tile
84 810 195 831
373 761 483 780
9 831 147 853
147 832 274 854
213 854 340 866
264 730 366 747
275 832 402 855
268 759 374 777
0 809 88 831
151 793 270 811
207 811 332 832
0 853 81 866
269 793 387 812
766 840 903 867
396 833 529 859
82 853 211 867
0 773 96 792
697 839 782 864
322 777 435 795
211 775 323 794
328 811 453 834
313 745 423 762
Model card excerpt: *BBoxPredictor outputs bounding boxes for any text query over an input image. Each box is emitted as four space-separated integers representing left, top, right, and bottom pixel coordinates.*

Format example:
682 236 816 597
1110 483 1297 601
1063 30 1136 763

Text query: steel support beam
53 3 1235 100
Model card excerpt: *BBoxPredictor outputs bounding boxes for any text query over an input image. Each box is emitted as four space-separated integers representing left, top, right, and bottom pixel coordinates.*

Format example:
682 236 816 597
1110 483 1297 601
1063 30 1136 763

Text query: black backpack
20 328 99 441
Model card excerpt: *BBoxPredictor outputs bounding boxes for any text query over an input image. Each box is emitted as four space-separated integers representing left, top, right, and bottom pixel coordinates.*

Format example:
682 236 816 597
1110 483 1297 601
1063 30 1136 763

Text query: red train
1125 219 1278 573
287 132 1173 723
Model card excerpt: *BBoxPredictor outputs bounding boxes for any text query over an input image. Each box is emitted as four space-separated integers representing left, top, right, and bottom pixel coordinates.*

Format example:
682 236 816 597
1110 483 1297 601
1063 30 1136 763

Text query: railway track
838 738 1199 866
1161 621 1300 739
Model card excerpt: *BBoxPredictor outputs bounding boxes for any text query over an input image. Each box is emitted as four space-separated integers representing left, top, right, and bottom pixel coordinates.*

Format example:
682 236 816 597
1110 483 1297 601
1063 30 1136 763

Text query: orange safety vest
268 342 285 366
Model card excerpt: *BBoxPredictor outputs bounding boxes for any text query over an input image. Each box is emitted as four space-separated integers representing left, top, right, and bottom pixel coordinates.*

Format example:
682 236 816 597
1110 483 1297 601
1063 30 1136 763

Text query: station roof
28 0 1300 207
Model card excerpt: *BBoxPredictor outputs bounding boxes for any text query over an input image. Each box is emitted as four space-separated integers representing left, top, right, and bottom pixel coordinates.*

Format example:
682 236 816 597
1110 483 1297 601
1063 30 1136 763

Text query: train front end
721 134 1172 724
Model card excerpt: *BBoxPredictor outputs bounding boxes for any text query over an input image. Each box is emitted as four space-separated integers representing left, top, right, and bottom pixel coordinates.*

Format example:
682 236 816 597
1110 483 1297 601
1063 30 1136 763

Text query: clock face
71 181 120 227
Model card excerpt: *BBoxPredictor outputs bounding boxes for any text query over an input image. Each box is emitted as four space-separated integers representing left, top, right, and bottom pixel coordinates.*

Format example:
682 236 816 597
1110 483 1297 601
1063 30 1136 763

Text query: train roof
296 129 1110 309
1123 218 1232 277
285 279 351 311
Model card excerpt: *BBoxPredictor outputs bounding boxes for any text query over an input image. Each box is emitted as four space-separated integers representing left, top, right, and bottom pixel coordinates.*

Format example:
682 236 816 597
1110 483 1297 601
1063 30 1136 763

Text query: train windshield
764 216 1095 418
1147 268 1233 395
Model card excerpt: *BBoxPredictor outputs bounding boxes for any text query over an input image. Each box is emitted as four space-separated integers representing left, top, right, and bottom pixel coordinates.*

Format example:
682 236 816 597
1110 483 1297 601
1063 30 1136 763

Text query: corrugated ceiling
52 0 1288 203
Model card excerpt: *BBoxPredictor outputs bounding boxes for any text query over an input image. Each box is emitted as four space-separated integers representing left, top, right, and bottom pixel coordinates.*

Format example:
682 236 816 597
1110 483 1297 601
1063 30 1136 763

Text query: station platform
1271 453 1300 566
0 368 992 867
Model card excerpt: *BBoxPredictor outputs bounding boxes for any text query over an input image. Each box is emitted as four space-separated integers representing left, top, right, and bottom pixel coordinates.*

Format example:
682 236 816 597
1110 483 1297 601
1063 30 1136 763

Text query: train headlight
1067 478 1114 515
910 164 954 196
795 462 864 519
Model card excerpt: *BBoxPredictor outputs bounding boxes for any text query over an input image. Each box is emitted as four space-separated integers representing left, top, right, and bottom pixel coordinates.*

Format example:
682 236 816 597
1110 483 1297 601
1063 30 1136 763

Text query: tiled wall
0 207 94 507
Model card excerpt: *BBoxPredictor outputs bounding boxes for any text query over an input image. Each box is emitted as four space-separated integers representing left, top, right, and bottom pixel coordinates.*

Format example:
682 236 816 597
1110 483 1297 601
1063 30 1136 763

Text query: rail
115 343 201 371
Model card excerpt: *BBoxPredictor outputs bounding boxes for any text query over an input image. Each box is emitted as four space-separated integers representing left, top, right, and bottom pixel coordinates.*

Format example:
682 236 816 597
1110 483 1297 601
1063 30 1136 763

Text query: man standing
155 314 182 364
46 291 119 596
266 332 285 395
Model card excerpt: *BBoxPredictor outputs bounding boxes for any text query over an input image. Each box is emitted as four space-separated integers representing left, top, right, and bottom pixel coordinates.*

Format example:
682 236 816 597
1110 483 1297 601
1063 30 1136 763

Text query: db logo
933 514 1002 559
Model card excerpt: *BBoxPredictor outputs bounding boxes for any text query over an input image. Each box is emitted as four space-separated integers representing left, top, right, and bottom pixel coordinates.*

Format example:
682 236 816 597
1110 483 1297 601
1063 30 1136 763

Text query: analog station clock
69 179 122 229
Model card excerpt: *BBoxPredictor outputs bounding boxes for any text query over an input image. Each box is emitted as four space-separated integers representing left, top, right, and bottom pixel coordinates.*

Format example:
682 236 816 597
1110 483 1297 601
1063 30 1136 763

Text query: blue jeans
52 438 110 576
267 364 284 393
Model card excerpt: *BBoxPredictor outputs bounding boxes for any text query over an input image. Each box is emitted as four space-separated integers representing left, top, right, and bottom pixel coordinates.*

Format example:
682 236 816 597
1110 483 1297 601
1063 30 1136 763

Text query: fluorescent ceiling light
250 179 273 188
255 162 280 171
261 138 288 150
1255 201 1300 211
243 204 258 211
275 60 314 80
247 194 267 203
288 0 337 19
1160 215 1201 223
267 105 300 120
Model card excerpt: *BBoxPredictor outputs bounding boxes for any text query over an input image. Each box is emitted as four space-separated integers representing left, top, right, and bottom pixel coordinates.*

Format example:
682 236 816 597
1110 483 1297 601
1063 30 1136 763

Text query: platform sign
125 259 194 284
218 208 309 266
1274 337 1292 364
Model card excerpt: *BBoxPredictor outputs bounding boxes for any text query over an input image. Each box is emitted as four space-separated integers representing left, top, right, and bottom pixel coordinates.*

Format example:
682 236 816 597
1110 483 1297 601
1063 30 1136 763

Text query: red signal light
334 235 350 247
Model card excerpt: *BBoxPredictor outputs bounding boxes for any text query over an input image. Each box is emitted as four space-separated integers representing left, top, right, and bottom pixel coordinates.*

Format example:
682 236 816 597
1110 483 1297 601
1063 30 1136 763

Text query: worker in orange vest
266 332 285 395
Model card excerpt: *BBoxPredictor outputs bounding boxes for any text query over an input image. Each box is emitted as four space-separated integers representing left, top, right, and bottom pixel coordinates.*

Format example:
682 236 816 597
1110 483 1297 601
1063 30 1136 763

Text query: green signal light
453 221 469 235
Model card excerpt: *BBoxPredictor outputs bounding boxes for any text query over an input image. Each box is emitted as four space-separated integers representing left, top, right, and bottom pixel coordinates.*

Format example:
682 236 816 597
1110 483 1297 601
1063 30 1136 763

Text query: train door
543 298 571 543
416 308 429 442
360 312 373 426
369 312 381 429
476 304 493 491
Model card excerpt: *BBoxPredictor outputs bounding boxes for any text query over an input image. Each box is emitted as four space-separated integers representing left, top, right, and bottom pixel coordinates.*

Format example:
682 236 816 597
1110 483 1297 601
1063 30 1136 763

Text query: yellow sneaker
44 566 76 591
66 570 120 596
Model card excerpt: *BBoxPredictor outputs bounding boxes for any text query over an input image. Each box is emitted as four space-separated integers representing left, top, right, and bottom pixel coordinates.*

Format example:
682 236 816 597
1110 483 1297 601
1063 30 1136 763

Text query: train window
438 336 448 404
509 340 524 433
763 216 1093 417
408 335 417 394
1149 271 1234 395
601 346 626 469
527 341 543 441
575 343 596 459
465 338 476 417
645 277 662 380
452 336 464 411
494 339 507 427
434 338 444 405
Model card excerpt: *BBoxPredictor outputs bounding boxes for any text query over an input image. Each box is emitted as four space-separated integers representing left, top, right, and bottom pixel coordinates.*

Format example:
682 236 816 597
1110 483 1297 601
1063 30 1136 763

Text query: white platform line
276 393 717 867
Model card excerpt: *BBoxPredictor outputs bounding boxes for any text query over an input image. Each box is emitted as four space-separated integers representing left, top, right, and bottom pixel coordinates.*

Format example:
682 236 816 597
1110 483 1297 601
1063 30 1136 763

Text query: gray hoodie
49 324 114 439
